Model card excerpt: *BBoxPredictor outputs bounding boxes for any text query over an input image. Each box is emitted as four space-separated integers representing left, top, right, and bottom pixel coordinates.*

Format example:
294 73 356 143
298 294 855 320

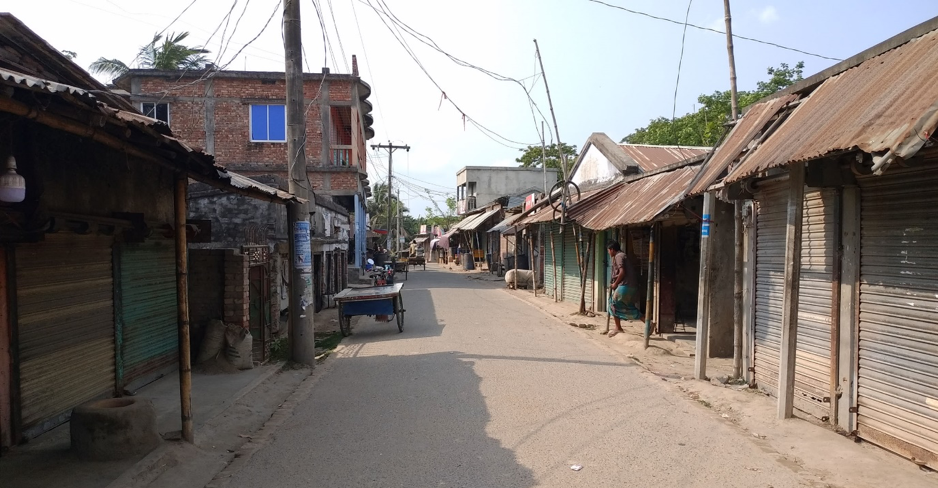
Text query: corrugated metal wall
753 182 837 420
562 226 594 307
118 238 178 387
543 224 561 299
16 234 115 437
858 166 938 470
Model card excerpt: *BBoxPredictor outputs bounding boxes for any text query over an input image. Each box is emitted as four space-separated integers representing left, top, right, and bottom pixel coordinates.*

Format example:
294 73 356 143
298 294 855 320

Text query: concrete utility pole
284 0 316 365
371 141 410 249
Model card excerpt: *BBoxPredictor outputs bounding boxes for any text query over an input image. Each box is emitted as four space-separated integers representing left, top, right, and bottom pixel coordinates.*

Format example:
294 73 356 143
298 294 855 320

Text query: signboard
420 224 428 234
524 194 536 212
294 221 312 271
701 214 711 238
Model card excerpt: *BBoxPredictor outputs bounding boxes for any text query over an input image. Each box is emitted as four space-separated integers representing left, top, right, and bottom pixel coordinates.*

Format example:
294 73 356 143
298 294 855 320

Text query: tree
366 183 409 231
516 143 577 178
61 50 77 60
89 32 210 80
622 62 804 146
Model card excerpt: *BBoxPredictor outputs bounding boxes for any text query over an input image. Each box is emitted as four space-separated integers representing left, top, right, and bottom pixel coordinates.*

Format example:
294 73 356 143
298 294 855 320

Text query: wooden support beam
174 172 193 443
777 163 805 419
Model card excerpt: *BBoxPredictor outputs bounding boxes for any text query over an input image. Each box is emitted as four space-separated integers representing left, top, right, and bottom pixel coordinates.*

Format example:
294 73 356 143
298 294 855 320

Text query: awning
430 238 440 249
725 26 938 184
414 236 429 244
567 165 699 230
450 212 483 231
462 207 501 231
685 95 796 195
489 213 524 234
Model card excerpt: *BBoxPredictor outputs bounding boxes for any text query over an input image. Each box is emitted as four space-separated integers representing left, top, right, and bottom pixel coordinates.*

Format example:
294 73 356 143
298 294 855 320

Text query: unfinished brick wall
223 249 250 329
188 249 225 355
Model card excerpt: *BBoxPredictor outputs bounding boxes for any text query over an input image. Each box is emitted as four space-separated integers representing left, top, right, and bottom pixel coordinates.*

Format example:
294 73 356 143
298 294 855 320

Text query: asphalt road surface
228 267 805 487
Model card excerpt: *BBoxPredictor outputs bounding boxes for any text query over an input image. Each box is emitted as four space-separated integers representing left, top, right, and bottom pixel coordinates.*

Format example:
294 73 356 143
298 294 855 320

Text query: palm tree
89 32 210 80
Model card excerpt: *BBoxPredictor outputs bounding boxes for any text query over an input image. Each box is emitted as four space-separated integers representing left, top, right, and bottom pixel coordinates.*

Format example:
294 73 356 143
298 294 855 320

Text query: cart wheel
396 295 404 333
338 304 352 337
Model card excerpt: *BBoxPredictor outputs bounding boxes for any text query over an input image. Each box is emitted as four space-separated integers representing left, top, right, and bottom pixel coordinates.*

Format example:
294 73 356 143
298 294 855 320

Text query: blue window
250 104 286 142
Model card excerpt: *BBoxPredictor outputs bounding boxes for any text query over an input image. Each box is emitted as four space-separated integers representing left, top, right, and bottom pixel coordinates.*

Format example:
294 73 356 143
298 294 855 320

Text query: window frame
140 102 170 125
249 104 287 143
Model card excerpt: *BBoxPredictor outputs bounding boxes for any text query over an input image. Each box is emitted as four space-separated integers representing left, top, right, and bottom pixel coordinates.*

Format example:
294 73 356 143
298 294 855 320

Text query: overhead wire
586 0 842 61
325 0 350 72
349 0 391 140
361 0 538 149
669 0 695 160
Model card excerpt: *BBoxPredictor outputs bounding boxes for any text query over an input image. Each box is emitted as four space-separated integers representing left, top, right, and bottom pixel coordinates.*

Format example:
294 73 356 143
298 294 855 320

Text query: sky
8 1 938 217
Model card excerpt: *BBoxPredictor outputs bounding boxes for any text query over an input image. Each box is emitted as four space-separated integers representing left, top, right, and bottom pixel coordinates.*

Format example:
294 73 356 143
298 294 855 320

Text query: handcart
334 283 405 337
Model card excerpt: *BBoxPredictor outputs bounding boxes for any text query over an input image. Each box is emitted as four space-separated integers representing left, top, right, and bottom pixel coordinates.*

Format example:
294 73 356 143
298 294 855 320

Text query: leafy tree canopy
622 62 804 147
516 142 577 178
89 32 210 81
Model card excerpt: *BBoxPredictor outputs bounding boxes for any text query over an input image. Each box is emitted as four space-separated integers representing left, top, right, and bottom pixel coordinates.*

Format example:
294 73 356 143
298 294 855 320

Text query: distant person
409 240 417 257
606 240 642 337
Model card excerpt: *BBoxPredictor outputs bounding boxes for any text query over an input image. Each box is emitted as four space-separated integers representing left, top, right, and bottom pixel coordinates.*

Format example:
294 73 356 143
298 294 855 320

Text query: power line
361 0 538 149
586 0 841 61
669 0 695 161
325 0 350 71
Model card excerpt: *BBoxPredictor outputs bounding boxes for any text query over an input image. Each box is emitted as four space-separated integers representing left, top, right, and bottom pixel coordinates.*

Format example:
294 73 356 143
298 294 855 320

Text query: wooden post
733 200 744 378
837 186 860 432
174 172 193 443
742 202 756 385
531 231 538 297
644 224 656 349
550 226 558 301
778 163 805 419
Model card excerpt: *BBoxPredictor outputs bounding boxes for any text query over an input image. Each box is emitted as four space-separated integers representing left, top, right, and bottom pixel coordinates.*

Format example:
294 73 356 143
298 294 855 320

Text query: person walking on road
606 240 642 337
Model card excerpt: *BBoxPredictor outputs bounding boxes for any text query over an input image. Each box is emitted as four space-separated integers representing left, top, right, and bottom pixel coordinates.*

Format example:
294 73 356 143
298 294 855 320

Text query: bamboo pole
550 226 558 301
643 224 656 349
174 172 193 443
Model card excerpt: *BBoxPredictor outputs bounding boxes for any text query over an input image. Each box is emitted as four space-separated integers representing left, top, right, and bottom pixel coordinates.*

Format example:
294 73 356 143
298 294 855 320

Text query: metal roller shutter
543 224 562 299
858 166 938 470
561 226 593 306
753 181 837 420
16 233 115 437
118 238 177 388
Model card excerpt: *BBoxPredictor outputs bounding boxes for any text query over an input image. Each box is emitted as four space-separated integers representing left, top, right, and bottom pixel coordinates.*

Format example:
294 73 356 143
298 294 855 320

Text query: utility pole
371 141 410 250
397 188 402 254
534 39 568 183
283 0 315 365
540 120 548 194
724 0 745 381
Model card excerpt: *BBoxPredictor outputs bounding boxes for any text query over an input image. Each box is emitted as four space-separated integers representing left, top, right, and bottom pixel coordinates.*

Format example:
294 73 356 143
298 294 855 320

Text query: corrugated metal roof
225 171 300 203
686 95 798 195
726 27 938 184
619 144 710 172
489 212 525 234
462 207 501 231
451 212 483 231
569 166 699 230
0 68 97 103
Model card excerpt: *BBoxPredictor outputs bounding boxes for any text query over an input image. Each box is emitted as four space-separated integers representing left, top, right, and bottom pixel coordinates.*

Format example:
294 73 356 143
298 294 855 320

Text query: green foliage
89 31 209 81
268 337 290 362
516 143 577 177
367 183 409 231
622 62 804 147
61 50 78 60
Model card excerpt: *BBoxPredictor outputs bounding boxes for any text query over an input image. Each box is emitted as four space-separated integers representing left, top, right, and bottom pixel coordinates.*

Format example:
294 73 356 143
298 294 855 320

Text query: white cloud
759 6 779 24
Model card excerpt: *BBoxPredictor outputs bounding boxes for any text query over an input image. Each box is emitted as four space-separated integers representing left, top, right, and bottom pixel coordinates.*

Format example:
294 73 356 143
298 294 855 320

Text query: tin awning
460 207 501 231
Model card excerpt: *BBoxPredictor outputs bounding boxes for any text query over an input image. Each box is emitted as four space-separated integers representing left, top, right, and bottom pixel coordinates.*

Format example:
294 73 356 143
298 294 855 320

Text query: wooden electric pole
371 141 410 249
284 0 316 365
534 39 568 183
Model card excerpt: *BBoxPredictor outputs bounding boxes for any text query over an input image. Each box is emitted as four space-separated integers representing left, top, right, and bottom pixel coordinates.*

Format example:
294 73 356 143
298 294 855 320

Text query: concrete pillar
708 199 736 357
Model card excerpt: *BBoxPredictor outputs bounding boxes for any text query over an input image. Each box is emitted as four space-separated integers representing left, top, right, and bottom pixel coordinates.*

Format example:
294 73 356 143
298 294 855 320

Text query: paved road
229 267 805 487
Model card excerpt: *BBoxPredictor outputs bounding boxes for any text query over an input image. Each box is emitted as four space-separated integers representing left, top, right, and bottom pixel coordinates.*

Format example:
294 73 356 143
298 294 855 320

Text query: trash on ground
570 465 583 471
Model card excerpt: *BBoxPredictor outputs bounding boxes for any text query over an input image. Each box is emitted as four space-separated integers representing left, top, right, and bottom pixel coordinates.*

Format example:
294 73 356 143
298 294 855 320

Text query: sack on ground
505 269 534 289
225 324 254 370
196 319 227 364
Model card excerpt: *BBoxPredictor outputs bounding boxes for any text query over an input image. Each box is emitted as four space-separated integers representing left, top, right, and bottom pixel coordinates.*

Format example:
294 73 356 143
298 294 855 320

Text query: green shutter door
119 239 178 388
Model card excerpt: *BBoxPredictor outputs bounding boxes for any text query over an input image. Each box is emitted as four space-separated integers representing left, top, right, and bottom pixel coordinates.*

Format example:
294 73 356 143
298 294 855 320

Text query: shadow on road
231 351 538 487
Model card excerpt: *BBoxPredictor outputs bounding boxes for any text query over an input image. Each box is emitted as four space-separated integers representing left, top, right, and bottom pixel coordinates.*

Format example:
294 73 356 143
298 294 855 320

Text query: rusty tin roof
619 144 709 172
686 94 798 195
725 27 938 184
568 166 699 230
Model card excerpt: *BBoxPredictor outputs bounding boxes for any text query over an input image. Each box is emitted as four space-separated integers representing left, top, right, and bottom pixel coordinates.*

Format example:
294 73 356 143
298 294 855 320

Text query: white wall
571 144 622 190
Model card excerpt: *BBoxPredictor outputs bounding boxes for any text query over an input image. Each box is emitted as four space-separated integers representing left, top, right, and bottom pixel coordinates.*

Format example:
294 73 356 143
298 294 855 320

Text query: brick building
115 59 374 271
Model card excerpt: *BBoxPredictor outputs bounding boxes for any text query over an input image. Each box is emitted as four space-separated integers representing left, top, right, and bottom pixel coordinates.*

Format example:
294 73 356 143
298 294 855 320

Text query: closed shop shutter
858 166 938 470
561 226 593 306
543 224 561 298
753 181 837 420
16 234 115 437
119 238 177 387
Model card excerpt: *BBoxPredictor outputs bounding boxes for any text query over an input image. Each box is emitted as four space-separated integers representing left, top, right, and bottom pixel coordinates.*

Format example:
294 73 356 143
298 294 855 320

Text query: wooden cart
334 283 405 337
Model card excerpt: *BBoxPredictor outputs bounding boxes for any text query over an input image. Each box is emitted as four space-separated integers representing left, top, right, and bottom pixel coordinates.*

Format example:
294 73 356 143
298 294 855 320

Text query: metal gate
753 181 837 420
118 238 177 388
544 224 562 299
15 233 115 437
245 245 270 363
858 166 938 469
562 225 594 307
